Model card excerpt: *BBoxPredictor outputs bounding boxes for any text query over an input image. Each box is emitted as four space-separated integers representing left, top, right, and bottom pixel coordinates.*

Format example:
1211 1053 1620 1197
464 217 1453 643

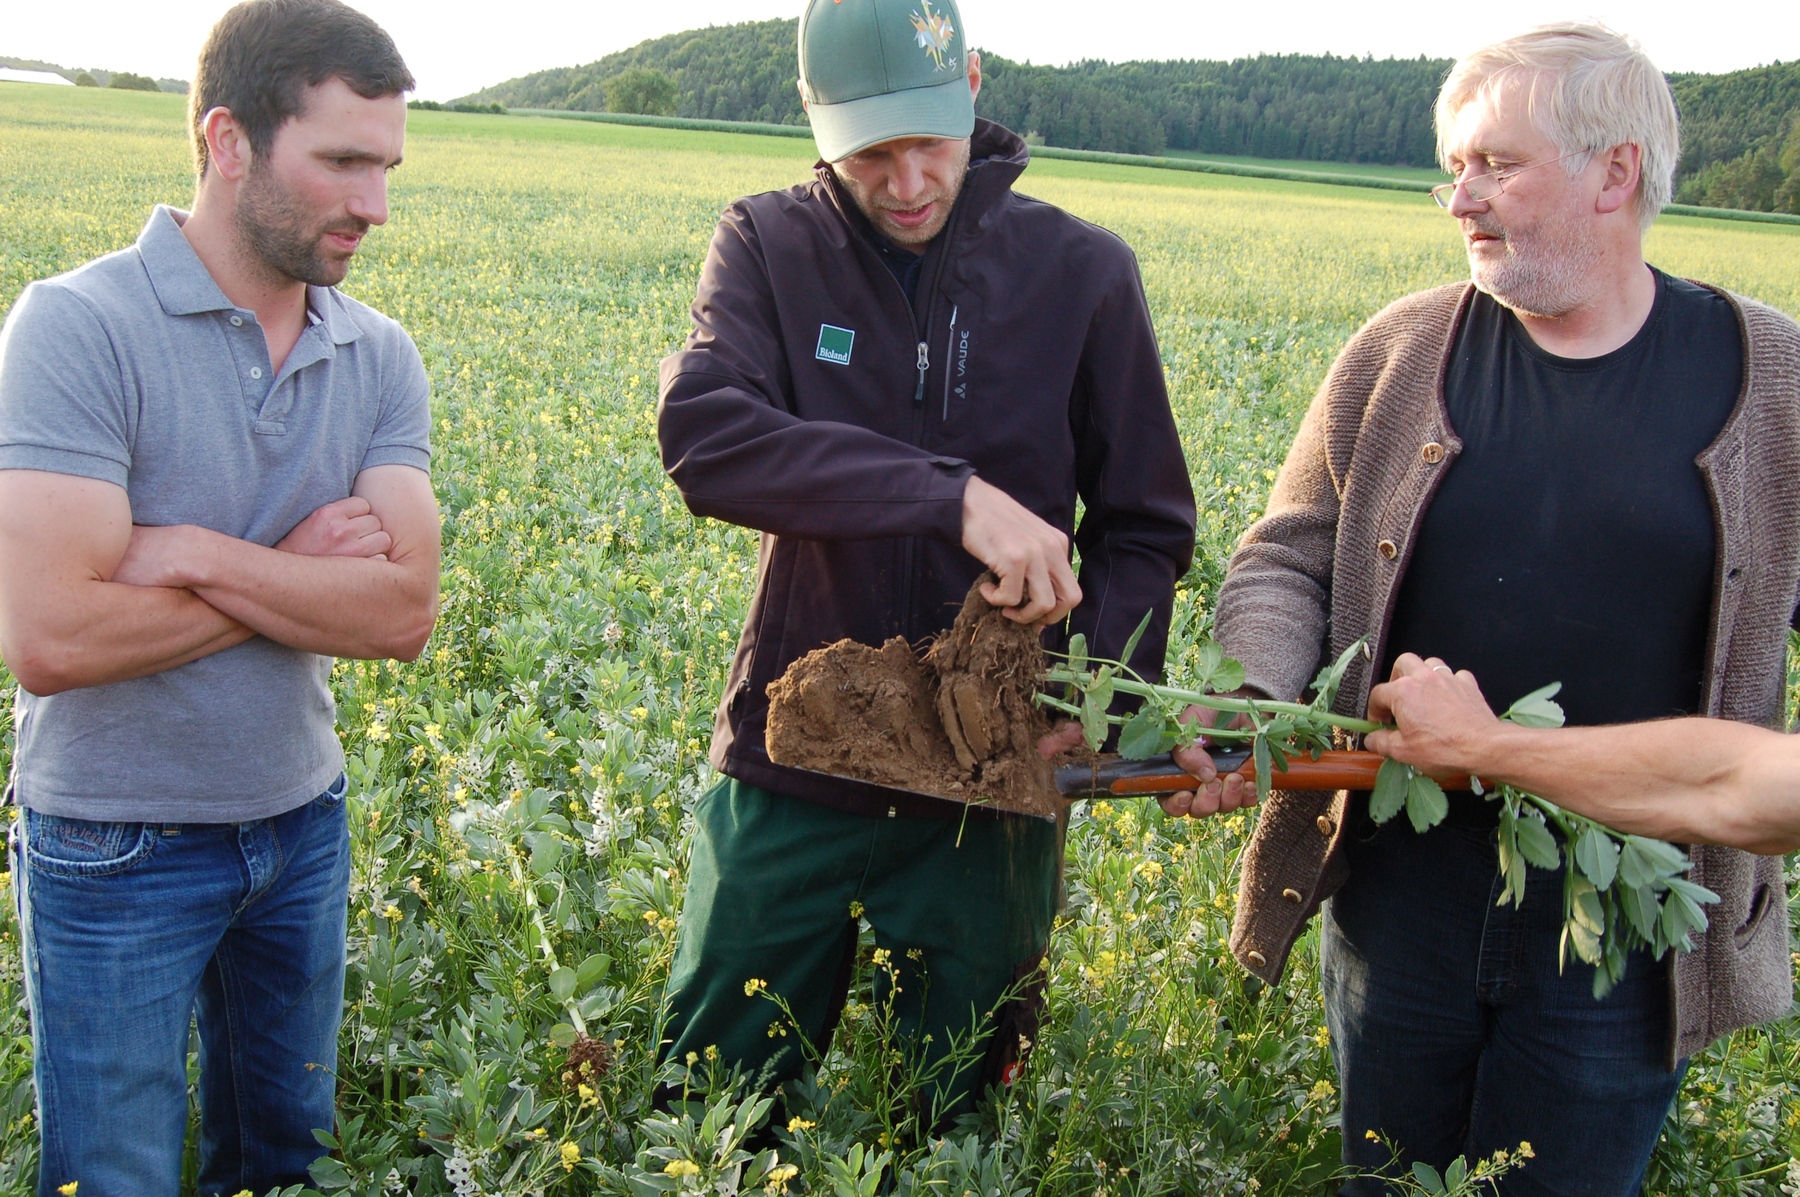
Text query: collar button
229 315 243 327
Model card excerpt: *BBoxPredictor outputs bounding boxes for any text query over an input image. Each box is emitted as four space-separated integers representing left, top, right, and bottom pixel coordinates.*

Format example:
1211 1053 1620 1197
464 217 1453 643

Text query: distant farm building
0 68 73 86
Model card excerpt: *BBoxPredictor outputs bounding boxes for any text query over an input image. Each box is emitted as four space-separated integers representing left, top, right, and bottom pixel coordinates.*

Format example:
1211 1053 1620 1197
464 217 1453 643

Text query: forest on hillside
459 20 1800 211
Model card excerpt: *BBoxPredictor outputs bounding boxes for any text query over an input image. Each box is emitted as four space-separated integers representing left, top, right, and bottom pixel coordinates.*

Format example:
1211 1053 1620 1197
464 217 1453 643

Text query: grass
0 83 1797 1196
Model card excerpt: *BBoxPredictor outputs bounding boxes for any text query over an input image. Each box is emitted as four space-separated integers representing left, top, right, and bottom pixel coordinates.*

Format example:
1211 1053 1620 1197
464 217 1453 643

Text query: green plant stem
505 841 589 1037
1042 666 1384 734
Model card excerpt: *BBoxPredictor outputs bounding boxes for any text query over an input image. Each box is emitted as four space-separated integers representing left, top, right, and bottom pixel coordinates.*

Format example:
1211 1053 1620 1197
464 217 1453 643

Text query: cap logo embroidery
816 324 856 365
910 0 956 71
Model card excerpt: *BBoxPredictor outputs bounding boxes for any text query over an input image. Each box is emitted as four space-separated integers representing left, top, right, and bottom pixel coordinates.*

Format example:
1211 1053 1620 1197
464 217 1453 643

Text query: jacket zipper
913 340 929 404
942 305 959 420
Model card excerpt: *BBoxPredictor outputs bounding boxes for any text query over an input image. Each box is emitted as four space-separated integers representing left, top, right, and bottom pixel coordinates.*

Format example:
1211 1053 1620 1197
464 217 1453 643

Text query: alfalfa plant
1042 616 1719 998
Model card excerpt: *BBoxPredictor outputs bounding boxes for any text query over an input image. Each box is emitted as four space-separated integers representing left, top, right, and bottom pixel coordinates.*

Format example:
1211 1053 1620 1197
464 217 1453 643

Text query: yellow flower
787 1116 815 1133
664 1159 701 1178
1517 1141 1535 1159
765 1162 800 1194
1364 1129 1379 1141
560 1141 581 1171
58 1185 78 1196
1307 1078 1335 1103
744 977 768 997
383 904 403 922
848 900 865 919
578 1082 597 1105
631 706 649 720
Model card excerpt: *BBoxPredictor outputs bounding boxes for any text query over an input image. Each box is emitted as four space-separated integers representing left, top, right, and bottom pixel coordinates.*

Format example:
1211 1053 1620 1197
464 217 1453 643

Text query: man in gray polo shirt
0 2 437 1192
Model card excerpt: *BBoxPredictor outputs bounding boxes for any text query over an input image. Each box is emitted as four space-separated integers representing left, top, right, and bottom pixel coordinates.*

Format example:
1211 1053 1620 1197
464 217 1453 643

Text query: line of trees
458 23 1800 208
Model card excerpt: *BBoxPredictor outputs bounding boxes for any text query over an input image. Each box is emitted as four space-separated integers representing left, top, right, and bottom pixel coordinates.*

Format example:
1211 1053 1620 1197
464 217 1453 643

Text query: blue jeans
12 777 351 1197
1322 799 1683 1197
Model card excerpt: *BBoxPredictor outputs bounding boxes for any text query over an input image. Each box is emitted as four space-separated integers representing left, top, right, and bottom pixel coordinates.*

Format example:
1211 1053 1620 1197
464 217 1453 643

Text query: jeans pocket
24 810 158 878
314 773 349 808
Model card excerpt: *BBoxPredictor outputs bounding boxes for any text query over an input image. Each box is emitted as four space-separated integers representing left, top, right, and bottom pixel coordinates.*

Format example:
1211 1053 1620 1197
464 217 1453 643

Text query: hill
471 22 1800 211
0 55 187 93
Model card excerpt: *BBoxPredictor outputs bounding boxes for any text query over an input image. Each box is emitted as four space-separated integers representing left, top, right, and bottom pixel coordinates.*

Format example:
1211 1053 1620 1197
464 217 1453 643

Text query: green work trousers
661 779 1059 1121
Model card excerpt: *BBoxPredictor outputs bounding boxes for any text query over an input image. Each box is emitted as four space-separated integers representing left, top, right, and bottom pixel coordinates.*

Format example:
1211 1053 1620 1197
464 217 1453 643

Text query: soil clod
765 579 1062 817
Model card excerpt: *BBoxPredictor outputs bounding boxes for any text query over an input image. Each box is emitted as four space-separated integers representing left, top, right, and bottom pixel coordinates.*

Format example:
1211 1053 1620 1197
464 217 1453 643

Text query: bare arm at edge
0 469 254 695
1367 653 1800 855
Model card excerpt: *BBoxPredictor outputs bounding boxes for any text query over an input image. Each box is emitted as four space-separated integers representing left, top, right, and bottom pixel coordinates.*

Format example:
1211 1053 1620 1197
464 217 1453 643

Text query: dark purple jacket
657 120 1196 817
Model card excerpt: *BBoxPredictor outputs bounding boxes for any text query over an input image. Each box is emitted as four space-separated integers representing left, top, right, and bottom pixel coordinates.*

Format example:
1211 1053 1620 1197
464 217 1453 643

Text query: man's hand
961 475 1081 626
276 496 393 560
1037 719 1085 760
1365 653 1506 776
1161 703 1256 818
111 497 396 591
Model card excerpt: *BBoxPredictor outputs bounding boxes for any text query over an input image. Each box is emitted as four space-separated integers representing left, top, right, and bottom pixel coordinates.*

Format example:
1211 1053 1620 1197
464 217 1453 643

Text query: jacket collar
137 204 364 346
814 118 1030 242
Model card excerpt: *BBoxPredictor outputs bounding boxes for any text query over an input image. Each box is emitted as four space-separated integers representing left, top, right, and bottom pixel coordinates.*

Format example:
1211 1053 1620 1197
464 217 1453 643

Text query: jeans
1323 799 1683 1197
12 776 351 1197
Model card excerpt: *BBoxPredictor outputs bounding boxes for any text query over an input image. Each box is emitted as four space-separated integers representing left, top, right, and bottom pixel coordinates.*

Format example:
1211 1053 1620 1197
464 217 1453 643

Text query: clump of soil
764 579 1061 817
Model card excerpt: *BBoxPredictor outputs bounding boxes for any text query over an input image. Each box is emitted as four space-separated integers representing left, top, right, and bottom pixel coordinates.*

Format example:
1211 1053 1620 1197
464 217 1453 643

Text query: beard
1463 198 1602 319
234 163 368 288
837 140 971 247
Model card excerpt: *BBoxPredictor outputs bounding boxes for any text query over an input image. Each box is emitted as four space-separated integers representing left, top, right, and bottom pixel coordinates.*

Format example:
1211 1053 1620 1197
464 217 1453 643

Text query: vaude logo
816 324 855 365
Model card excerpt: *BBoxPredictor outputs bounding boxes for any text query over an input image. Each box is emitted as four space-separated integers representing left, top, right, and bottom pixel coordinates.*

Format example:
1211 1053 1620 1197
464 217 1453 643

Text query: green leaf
1445 1157 1468 1188
1621 881 1661 944
1117 706 1166 760
1404 772 1448 833
1411 1161 1445 1194
1617 838 1657 889
1195 641 1226 688
1066 633 1088 676
1089 667 1116 711
1308 638 1367 709
1369 758 1410 824
1664 876 1720 909
1211 655 1247 694
1514 814 1561 870
1079 691 1109 752
1502 681 1566 728
1495 818 1526 908
1574 827 1619 890
1253 734 1273 803
548 1022 579 1048
548 967 576 1002
1570 877 1604 934
576 952 612 990
1119 608 1154 670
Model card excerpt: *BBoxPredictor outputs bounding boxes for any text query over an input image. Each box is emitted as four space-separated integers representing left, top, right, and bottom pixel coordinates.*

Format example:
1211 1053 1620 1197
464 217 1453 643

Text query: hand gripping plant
1039 614 1720 998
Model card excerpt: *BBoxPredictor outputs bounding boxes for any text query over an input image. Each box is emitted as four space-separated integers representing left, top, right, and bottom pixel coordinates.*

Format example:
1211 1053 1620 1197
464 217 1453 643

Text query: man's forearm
182 530 436 660
1458 719 1800 855
4 583 253 695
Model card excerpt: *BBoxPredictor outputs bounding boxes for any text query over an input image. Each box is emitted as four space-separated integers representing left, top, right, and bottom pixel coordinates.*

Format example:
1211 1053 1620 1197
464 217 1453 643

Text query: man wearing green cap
656 0 1195 1123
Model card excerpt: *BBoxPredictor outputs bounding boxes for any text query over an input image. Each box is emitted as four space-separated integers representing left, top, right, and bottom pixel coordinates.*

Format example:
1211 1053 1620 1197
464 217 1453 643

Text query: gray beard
1466 205 1602 319
234 167 358 288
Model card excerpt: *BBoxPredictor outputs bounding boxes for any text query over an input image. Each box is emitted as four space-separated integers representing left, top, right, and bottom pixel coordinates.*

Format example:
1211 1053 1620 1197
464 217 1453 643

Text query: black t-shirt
1382 270 1742 734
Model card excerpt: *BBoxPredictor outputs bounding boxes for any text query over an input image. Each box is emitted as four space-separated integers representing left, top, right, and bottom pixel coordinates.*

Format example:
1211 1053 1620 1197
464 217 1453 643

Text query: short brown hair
189 0 414 176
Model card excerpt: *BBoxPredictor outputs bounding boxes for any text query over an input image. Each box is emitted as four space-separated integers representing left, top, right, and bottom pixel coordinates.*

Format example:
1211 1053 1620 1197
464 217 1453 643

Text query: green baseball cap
798 0 973 162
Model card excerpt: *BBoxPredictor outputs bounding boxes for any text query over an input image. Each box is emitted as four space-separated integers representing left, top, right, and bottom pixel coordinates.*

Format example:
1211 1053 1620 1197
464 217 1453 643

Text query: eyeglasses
1430 150 1592 209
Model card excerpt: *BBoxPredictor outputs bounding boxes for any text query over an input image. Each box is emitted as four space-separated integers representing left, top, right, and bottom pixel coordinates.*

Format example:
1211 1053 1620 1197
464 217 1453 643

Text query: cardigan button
1316 815 1334 835
1282 887 1303 903
1377 539 1399 560
1246 950 1268 968
1421 442 1445 464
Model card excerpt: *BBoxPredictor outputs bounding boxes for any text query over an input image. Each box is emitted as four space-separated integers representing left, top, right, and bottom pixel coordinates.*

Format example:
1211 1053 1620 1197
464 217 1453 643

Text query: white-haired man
1164 24 1799 1194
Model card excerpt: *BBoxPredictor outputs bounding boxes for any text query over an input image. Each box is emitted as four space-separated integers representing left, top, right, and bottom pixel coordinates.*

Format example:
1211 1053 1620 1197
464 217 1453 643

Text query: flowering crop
0 85 1797 1195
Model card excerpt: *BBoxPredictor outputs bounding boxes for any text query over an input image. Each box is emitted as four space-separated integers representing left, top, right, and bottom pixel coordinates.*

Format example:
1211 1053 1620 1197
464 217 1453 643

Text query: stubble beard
234 162 367 288
1464 197 1602 320
840 141 971 248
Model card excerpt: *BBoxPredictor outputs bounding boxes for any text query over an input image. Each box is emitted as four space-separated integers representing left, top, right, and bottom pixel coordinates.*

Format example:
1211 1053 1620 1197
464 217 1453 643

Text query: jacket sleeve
656 204 973 542
1212 359 1344 703
1064 251 1197 683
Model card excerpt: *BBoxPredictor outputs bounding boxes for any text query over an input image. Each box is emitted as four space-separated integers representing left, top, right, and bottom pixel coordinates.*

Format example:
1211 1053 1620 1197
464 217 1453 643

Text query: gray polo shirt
0 205 432 822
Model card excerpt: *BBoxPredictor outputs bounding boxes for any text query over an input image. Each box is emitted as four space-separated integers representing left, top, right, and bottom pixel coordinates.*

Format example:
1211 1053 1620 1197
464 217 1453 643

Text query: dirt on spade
763 579 1063 818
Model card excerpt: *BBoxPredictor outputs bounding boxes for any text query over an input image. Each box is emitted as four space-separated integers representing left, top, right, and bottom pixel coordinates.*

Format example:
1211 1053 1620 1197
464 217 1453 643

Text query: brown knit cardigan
1216 281 1799 1067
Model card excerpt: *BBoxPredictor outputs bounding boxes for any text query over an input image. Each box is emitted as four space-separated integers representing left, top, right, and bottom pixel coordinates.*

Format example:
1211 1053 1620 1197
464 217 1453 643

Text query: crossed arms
0 465 439 696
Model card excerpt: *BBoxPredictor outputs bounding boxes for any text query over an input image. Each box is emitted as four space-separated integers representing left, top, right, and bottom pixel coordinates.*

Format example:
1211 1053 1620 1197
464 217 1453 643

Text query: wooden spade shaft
1055 749 1471 798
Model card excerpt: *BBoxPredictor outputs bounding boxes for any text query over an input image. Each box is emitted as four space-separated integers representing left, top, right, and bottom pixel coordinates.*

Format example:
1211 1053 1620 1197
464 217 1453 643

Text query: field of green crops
1 83 1798 1196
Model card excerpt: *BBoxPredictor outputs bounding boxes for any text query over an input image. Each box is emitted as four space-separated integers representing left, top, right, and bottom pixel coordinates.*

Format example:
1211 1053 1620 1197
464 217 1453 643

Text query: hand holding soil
959 475 1082 626
765 578 1065 817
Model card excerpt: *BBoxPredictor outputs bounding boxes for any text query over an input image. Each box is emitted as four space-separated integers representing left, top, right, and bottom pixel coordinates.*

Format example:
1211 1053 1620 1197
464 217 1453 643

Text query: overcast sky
6 0 1797 101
